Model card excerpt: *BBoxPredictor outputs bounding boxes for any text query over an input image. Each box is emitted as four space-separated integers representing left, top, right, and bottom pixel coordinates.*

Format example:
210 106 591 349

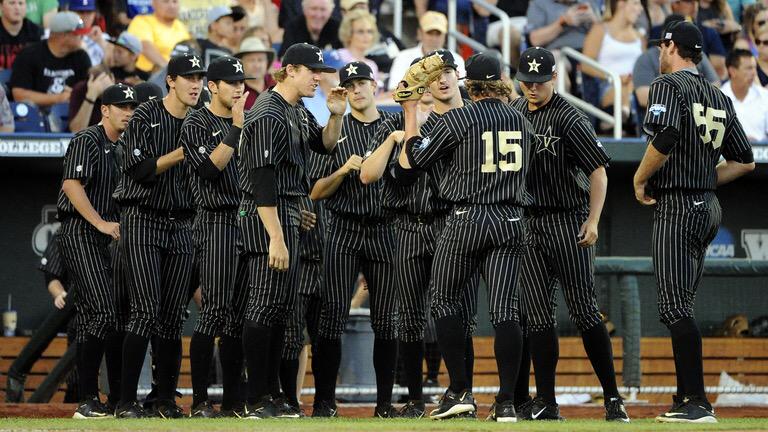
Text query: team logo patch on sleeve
649 104 667 116
198 146 206 154
415 137 431 150
133 148 141 156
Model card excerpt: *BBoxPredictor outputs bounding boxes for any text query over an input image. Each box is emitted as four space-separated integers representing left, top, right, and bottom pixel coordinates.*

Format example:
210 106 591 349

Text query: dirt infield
2 403 767 419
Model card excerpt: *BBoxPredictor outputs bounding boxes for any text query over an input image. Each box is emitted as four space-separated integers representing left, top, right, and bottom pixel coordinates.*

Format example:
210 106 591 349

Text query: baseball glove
393 53 446 102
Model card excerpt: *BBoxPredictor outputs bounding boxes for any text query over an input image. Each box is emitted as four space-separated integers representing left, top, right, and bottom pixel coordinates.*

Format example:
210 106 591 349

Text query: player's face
171 74 204 107
428 67 459 102
519 78 555 106
291 65 324 98
104 103 136 132
211 79 245 109
1 0 26 24
241 52 269 80
344 78 376 111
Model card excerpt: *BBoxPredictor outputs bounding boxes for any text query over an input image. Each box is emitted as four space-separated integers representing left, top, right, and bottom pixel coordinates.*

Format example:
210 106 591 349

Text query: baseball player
237 42 345 419
360 50 478 419
634 21 754 423
510 47 628 422
57 83 138 418
397 52 532 422
308 61 400 418
113 54 205 419
178 56 248 418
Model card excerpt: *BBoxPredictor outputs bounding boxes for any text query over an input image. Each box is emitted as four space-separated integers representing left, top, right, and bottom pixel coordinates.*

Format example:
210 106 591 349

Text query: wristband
222 125 242 149
84 97 96 105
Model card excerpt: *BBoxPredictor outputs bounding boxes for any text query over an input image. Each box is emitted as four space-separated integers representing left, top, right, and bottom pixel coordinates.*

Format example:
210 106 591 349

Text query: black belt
200 206 239 214
137 207 195 221
402 210 449 224
334 211 388 225
525 207 570 217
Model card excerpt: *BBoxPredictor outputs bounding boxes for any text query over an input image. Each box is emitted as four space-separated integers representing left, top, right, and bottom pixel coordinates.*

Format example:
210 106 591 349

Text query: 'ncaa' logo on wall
31 205 59 257
741 230 768 260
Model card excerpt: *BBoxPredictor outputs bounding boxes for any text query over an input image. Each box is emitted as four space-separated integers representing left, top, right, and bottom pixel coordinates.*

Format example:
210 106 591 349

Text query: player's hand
389 130 405 144
54 292 67 309
232 91 248 128
327 87 348 115
300 210 317 231
634 181 656 205
577 218 599 247
268 238 289 271
342 154 363 175
98 221 120 240
416 102 432 129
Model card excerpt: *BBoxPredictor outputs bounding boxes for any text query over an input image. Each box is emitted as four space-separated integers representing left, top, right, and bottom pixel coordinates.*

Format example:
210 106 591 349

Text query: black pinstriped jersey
239 89 325 200
113 99 193 210
311 110 394 217
299 195 325 260
38 233 68 284
643 69 753 191
180 107 240 210
407 98 534 205
510 93 610 209
57 124 119 220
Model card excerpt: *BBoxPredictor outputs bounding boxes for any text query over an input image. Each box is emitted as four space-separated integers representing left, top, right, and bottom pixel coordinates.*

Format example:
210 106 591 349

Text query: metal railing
447 0 512 68
557 47 622 139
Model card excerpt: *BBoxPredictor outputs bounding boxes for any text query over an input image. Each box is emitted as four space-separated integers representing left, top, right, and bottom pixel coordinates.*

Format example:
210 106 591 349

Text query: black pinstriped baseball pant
283 258 322 360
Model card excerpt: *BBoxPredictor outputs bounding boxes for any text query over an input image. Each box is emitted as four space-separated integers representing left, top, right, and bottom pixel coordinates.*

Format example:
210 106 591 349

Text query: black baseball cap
515 47 556 83
649 20 703 52
167 53 206 77
426 49 459 70
101 83 139 106
282 43 336 73
207 56 250 81
134 82 163 103
465 52 502 81
339 61 375 87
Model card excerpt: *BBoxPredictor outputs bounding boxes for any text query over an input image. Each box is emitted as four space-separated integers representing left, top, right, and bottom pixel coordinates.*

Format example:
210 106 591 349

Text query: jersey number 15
481 131 523 173
692 103 725 149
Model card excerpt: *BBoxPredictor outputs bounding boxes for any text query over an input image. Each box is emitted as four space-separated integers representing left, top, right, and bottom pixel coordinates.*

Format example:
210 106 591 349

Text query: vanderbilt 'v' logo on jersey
535 126 560 156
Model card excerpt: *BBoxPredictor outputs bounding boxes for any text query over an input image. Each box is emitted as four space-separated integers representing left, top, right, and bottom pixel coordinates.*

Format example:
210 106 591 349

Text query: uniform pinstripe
509 94 610 332
314 111 398 341
643 70 752 326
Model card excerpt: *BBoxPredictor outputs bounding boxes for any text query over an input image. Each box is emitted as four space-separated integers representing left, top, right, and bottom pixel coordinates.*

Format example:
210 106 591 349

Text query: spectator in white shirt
386 11 465 90
721 48 768 142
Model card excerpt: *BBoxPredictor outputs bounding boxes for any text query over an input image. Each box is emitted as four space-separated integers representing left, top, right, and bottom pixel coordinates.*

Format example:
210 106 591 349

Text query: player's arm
717 114 755 185
399 101 456 170
360 120 405 184
209 92 247 170
579 166 607 246
310 155 362 200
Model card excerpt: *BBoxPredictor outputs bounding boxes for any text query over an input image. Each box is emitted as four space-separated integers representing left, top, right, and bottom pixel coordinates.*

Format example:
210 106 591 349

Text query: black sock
243 323 271 404
465 336 475 390
120 332 149 404
435 316 468 392
400 339 424 401
671 341 685 397
514 336 532 405
77 335 105 401
424 342 441 381
268 325 285 399
494 321 522 402
529 327 558 405
104 330 124 405
154 337 182 401
669 318 707 402
581 323 620 399
218 334 244 410
279 358 299 405
313 337 341 403
190 332 216 407
373 338 398 406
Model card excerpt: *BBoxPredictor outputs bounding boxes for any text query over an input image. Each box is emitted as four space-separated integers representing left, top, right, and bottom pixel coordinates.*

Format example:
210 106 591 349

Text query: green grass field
2 418 768 431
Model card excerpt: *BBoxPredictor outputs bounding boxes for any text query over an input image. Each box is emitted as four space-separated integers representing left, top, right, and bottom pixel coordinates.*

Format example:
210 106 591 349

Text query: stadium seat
10 102 47 133
0 69 11 93
47 103 70 133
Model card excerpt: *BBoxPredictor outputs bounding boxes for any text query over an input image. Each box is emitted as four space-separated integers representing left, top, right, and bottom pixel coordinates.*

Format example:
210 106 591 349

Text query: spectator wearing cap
235 36 275 109
387 11 465 91
721 48 768 141
196 6 245 66
634 14 719 113
335 10 379 83
10 11 91 107
278 0 342 58
67 0 106 67
115 0 154 27
146 39 200 95
339 0 406 74
414 0 492 59
25 0 58 28
235 0 280 41
127 0 191 73
527 0 600 51
0 0 43 69
107 31 147 82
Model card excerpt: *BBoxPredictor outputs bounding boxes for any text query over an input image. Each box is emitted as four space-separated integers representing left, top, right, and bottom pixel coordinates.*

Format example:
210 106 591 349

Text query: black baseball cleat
115 400 147 419
487 399 517 423
605 397 630 422
312 400 339 418
243 397 277 419
373 404 398 418
398 400 426 418
5 372 25 403
515 397 534 420
190 400 220 418
152 399 185 419
429 389 476 419
219 404 246 418
529 397 564 421
655 397 717 423
73 397 111 419
274 396 302 418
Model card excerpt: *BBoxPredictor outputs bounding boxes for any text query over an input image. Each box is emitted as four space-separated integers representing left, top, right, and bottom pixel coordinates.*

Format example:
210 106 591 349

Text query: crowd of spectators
0 0 765 139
